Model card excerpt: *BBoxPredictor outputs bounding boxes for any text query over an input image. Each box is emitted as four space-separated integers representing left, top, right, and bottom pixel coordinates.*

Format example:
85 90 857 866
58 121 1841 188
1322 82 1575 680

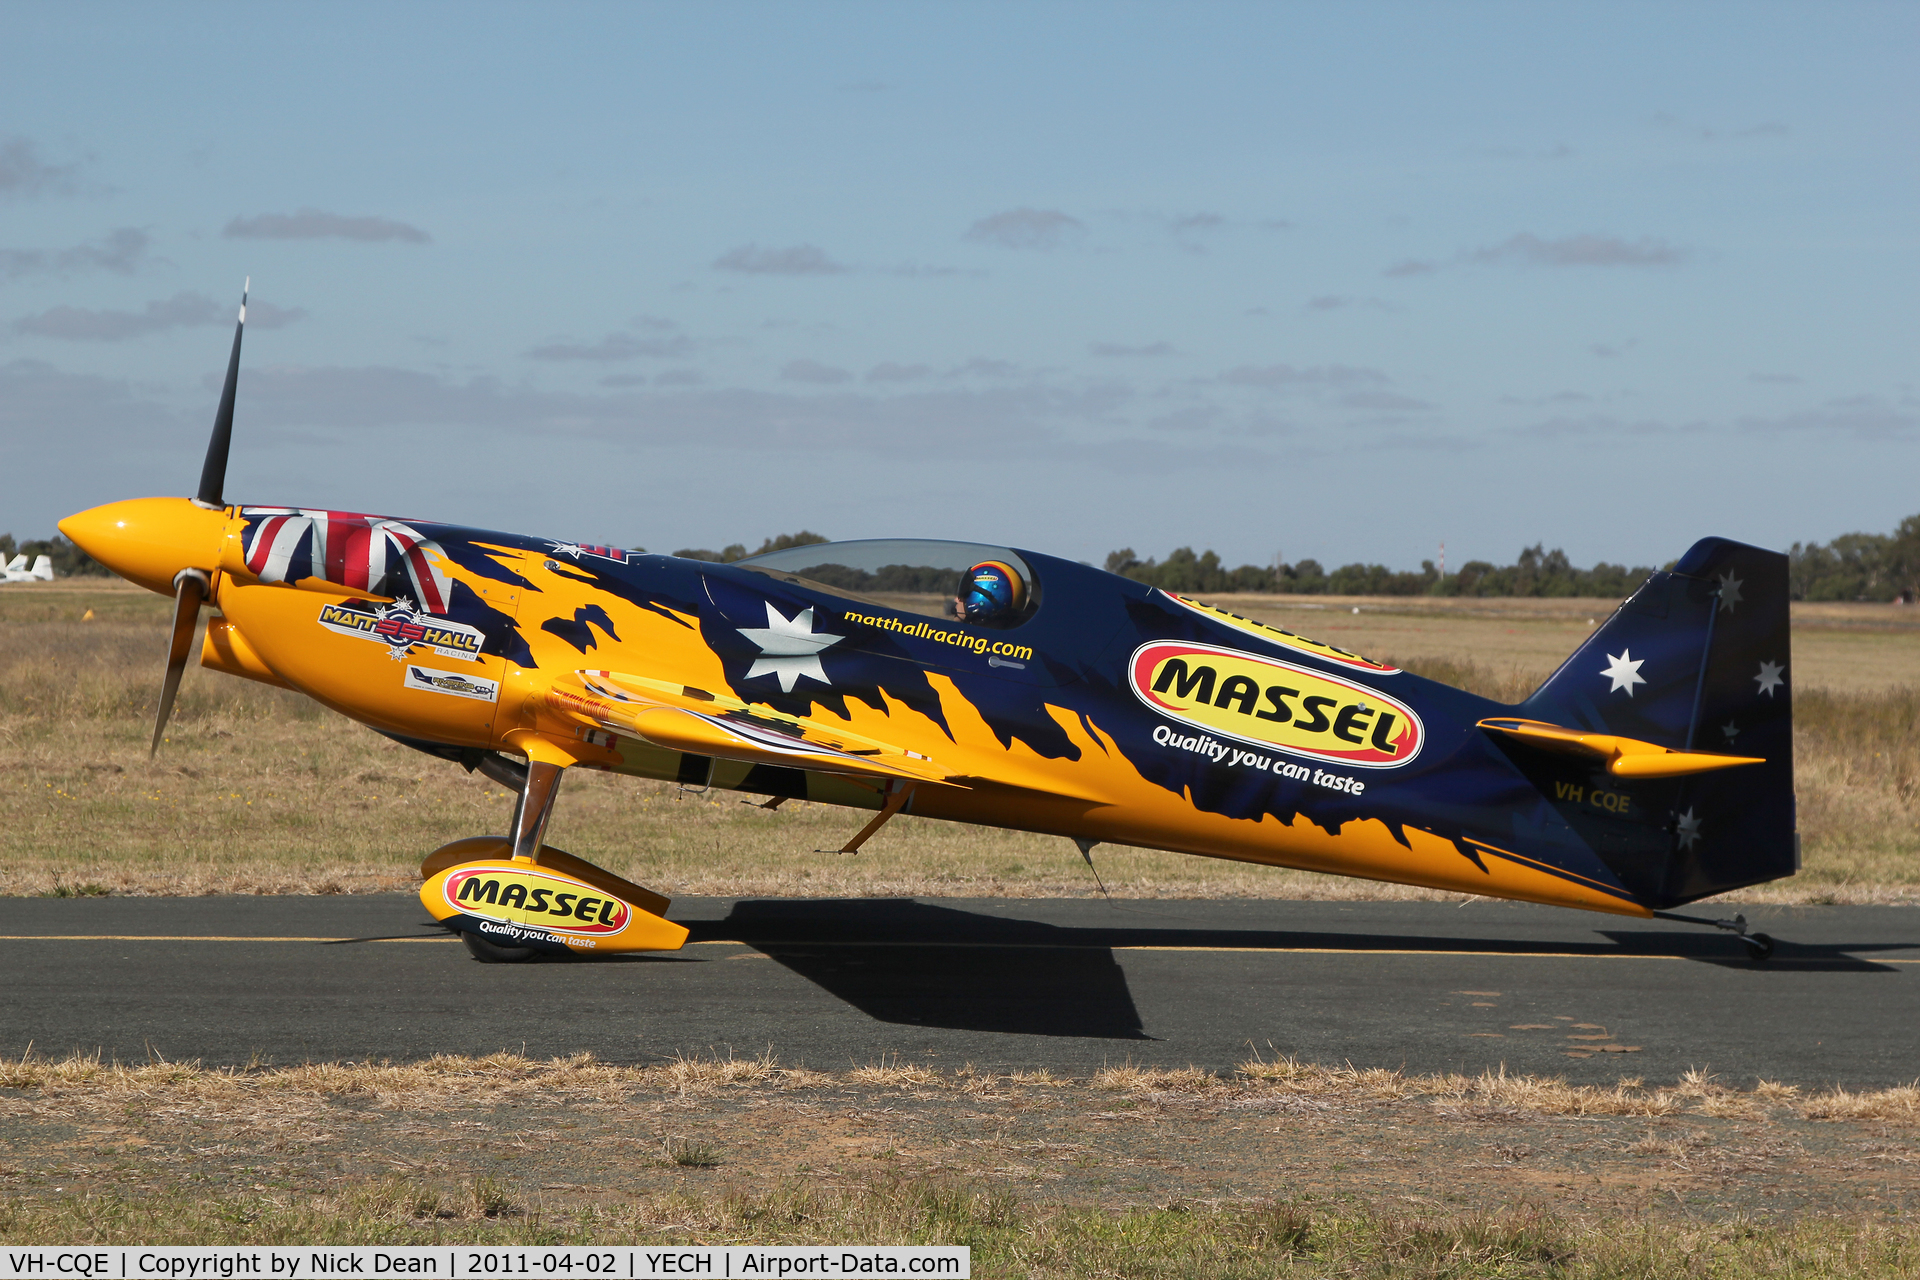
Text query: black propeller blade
155 280 247 755
195 279 247 509
152 571 208 756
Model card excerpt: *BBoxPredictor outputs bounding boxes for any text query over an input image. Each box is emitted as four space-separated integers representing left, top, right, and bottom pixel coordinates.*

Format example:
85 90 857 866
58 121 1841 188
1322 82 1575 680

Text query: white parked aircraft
1 554 55 582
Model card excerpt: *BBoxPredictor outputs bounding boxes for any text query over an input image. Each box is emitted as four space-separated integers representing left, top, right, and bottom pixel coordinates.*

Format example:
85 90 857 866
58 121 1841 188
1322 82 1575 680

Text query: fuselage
63 497 1662 917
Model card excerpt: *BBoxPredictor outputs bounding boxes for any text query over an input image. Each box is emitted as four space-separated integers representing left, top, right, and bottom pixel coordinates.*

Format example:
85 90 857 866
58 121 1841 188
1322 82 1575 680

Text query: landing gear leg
458 758 568 964
510 759 565 864
1652 910 1774 963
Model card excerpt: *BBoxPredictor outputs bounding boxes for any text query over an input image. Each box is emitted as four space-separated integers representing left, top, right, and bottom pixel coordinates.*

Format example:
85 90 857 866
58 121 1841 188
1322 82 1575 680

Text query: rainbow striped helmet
959 560 1025 620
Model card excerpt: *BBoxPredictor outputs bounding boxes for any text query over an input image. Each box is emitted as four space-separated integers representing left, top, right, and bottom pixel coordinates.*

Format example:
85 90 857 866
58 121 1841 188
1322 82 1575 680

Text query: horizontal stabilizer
1478 717 1765 779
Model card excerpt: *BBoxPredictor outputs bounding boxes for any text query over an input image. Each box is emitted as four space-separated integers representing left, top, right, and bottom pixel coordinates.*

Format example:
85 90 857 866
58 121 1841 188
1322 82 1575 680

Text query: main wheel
459 930 540 964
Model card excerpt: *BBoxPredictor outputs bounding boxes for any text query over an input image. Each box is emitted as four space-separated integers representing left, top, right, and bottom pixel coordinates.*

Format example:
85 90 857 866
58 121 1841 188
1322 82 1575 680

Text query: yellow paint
59 497 231 597
200 615 293 689
420 860 688 954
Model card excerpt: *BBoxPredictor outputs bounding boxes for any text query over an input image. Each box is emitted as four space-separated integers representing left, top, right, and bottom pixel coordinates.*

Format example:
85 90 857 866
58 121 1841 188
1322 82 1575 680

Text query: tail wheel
1743 933 1774 962
459 931 540 964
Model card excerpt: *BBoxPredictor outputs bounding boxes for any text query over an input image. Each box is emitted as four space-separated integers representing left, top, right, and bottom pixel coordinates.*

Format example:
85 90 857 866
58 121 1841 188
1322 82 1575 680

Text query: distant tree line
0 533 105 577
1789 514 1920 603
1110 511 1920 601
1102 544 1658 598
672 531 829 564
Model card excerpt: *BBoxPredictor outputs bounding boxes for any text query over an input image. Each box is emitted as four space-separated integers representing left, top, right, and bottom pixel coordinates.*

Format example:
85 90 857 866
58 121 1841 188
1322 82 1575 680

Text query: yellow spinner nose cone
60 497 231 596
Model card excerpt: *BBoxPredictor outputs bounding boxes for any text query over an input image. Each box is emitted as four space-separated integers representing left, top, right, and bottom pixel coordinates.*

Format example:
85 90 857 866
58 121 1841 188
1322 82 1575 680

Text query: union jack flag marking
242 508 453 614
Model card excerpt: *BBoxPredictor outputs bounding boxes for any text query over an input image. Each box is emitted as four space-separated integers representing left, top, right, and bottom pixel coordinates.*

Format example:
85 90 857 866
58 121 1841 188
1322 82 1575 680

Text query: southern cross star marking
737 603 843 692
1600 649 1647 696
1716 569 1744 614
1754 659 1786 698
1721 719 1740 744
1675 807 1703 851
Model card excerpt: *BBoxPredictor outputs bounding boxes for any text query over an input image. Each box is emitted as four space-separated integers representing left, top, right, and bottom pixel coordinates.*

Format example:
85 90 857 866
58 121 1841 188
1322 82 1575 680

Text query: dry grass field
0 578 1914 903
4 1049 1920 1272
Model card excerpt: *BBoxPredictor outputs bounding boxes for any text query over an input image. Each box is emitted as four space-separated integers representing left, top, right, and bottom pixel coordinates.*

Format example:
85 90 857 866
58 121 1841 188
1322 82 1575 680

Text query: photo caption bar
0 1248 968 1280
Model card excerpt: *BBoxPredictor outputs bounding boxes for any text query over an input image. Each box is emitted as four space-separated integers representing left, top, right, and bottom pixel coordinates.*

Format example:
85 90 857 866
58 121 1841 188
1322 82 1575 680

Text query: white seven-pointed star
1675 807 1703 851
1600 649 1647 696
1721 719 1740 743
737 603 843 692
1754 659 1786 698
1716 569 1744 614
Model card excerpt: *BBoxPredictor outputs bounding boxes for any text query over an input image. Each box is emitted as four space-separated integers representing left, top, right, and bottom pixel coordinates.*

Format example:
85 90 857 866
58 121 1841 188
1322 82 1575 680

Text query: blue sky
3 2 1914 571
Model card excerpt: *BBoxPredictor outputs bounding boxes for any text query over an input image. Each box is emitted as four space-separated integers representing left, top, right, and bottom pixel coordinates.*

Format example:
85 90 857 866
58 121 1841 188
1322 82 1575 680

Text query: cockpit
731 538 1038 628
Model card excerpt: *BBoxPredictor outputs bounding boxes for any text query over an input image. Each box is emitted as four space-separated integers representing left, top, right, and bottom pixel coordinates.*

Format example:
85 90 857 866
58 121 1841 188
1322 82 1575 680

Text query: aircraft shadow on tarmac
665 900 1913 1037
1592 932 1909 972
700 900 1153 1040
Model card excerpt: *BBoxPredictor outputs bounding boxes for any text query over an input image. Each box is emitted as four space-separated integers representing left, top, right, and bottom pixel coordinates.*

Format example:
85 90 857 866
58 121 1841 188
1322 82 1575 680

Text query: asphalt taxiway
2 896 1915 1085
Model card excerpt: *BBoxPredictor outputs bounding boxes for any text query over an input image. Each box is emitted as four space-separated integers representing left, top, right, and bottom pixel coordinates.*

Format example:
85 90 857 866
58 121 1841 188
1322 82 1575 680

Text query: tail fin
1505 537 1795 906
30 555 53 581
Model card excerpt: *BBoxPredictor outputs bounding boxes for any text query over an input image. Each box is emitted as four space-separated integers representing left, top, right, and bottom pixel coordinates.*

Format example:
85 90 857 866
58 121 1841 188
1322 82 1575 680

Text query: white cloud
1218 363 1390 389
223 209 431 243
712 243 849 275
1470 233 1685 268
0 135 82 198
963 208 1085 250
947 358 1023 379
1169 213 1224 234
1341 391 1435 412
1738 399 1917 441
524 332 692 361
0 228 152 281
1382 259 1435 278
14 292 305 341
1090 341 1174 358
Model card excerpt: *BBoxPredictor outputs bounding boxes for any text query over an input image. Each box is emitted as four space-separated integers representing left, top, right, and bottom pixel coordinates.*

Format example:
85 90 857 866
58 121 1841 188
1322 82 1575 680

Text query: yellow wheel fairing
420 861 689 955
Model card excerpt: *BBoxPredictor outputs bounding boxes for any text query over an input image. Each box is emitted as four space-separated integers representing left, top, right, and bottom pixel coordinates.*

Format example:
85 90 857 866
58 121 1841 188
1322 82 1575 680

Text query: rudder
1509 537 1795 906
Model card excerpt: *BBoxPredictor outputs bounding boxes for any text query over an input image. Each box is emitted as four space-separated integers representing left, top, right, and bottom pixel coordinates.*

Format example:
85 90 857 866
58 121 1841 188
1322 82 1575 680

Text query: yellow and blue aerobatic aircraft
63 290 1796 963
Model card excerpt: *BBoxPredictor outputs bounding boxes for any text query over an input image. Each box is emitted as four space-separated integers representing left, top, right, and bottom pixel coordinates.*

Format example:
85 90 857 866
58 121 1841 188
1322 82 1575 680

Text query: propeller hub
60 497 231 597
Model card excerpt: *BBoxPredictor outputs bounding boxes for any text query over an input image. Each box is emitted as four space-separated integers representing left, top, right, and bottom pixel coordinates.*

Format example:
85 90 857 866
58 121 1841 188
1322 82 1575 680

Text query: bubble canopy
730 538 1035 602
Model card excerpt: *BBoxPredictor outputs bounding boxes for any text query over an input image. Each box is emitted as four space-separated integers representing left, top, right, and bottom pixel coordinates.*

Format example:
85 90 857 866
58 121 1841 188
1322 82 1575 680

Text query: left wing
541 669 965 787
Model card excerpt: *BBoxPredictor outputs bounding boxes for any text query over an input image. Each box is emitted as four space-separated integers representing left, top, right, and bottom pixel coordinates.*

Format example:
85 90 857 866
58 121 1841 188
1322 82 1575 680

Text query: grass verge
6 1185 1920 1278
3 1051 1920 1272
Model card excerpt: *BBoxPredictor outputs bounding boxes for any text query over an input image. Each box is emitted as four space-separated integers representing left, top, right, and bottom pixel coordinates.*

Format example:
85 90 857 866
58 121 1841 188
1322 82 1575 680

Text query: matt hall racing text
840 611 1031 661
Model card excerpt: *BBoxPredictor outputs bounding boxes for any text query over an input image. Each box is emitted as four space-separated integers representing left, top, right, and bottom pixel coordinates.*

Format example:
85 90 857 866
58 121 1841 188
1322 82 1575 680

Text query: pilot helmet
958 560 1025 621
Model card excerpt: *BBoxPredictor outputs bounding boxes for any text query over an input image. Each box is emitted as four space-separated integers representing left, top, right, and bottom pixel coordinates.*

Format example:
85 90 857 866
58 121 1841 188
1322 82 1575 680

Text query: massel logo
1160 592 1397 673
443 865 631 934
1130 641 1422 768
